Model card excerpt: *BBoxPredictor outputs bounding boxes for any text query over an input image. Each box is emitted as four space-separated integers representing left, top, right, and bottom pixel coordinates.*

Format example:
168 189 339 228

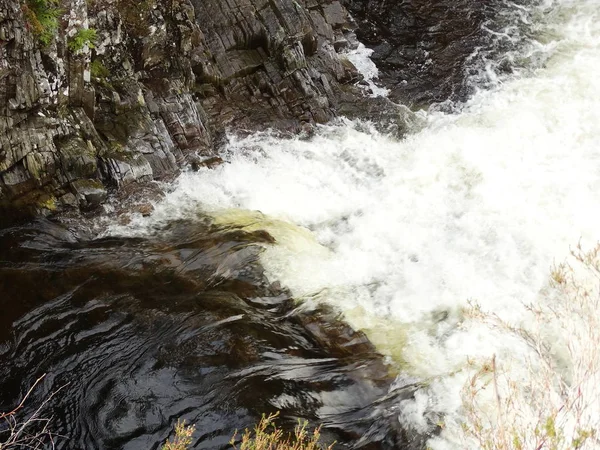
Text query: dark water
0 219 429 450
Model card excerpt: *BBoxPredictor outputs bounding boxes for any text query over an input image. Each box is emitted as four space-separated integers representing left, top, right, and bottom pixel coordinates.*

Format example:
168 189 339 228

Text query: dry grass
160 413 333 450
230 412 334 450
461 243 600 449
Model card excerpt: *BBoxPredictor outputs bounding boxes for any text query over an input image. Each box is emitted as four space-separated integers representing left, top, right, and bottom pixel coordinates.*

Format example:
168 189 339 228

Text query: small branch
0 374 46 420
491 355 507 449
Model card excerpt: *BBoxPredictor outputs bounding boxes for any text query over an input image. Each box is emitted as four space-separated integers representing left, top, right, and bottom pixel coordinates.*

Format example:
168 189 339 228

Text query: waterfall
106 0 600 447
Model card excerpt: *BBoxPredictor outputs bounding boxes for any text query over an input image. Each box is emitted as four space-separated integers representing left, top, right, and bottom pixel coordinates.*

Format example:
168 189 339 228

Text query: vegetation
22 0 61 46
161 420 195 450
159 413 333 450
68 27 97 53
461 243 600 449
0 374 62 450
231 413 334 450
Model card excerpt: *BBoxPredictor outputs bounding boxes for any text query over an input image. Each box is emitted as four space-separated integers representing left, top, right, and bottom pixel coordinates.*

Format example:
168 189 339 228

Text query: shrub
161 420 195 450
22 0 61 46
68 28 97 53
231 412 334 450
461 243 600 449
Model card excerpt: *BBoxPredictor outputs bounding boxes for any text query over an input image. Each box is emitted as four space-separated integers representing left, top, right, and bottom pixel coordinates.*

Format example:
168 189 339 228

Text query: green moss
37 194 57 211
104 141 130 158
22 0 61 46
68 28 97 53
117 0 154 37
90 59 110 79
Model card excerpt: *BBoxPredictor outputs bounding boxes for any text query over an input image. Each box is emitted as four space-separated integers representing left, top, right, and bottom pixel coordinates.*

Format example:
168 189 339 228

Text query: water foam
105 0 600 447
344 43 390 98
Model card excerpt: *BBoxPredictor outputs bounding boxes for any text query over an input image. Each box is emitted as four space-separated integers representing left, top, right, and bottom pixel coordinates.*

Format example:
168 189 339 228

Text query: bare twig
1 374 69 450
491 355 507 449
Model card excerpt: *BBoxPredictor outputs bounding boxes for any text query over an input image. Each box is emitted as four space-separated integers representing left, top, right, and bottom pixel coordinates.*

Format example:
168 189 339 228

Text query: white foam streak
344 43 390 97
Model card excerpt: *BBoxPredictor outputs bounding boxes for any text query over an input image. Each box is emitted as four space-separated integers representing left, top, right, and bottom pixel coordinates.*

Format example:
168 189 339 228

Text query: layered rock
0 0 365 217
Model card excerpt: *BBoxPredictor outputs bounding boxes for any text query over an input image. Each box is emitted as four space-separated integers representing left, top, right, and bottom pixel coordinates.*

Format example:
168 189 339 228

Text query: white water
344 43 390 97
106 0 600 447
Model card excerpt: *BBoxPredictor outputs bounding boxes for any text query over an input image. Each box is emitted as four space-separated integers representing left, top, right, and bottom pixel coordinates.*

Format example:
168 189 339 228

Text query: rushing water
2 0 600 449
103 0 600 447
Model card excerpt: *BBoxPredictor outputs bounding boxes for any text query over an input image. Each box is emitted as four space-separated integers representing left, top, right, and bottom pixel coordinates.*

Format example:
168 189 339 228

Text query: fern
22 0 61 46
68 28 97 53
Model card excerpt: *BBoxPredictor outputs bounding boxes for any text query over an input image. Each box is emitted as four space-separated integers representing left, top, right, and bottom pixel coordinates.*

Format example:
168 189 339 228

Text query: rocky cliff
0 0 372 218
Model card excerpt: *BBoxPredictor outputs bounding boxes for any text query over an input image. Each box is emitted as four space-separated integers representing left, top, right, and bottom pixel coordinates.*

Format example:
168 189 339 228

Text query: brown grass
161 420 195 450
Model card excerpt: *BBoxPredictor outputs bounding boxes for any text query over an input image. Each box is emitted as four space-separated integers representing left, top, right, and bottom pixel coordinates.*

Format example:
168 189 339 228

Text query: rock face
0 0 365 217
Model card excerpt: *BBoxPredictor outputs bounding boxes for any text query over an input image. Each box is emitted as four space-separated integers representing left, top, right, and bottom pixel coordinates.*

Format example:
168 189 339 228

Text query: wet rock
70 178 107 209
342 0 497 107
59 192 79 208
100 154 154 187
322 1 348 27
135 202 154 217
189 154 224 171
337 95 425 137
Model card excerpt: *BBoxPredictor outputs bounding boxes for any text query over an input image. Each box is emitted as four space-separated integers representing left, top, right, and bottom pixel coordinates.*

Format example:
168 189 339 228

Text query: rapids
0 219 420 449
104 0 600 447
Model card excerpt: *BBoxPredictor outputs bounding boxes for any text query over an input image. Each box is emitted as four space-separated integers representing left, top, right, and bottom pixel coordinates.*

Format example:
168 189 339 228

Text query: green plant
161 420 195 450
68 27 97 53
22 0 61 46
461 243 600 449
230 412 334 450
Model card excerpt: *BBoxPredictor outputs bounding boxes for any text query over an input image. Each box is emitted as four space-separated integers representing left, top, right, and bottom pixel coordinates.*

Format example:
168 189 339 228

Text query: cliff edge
0 0 370 217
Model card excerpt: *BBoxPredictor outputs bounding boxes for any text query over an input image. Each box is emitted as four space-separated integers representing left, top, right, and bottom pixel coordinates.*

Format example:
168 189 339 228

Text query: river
2 0 600 448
